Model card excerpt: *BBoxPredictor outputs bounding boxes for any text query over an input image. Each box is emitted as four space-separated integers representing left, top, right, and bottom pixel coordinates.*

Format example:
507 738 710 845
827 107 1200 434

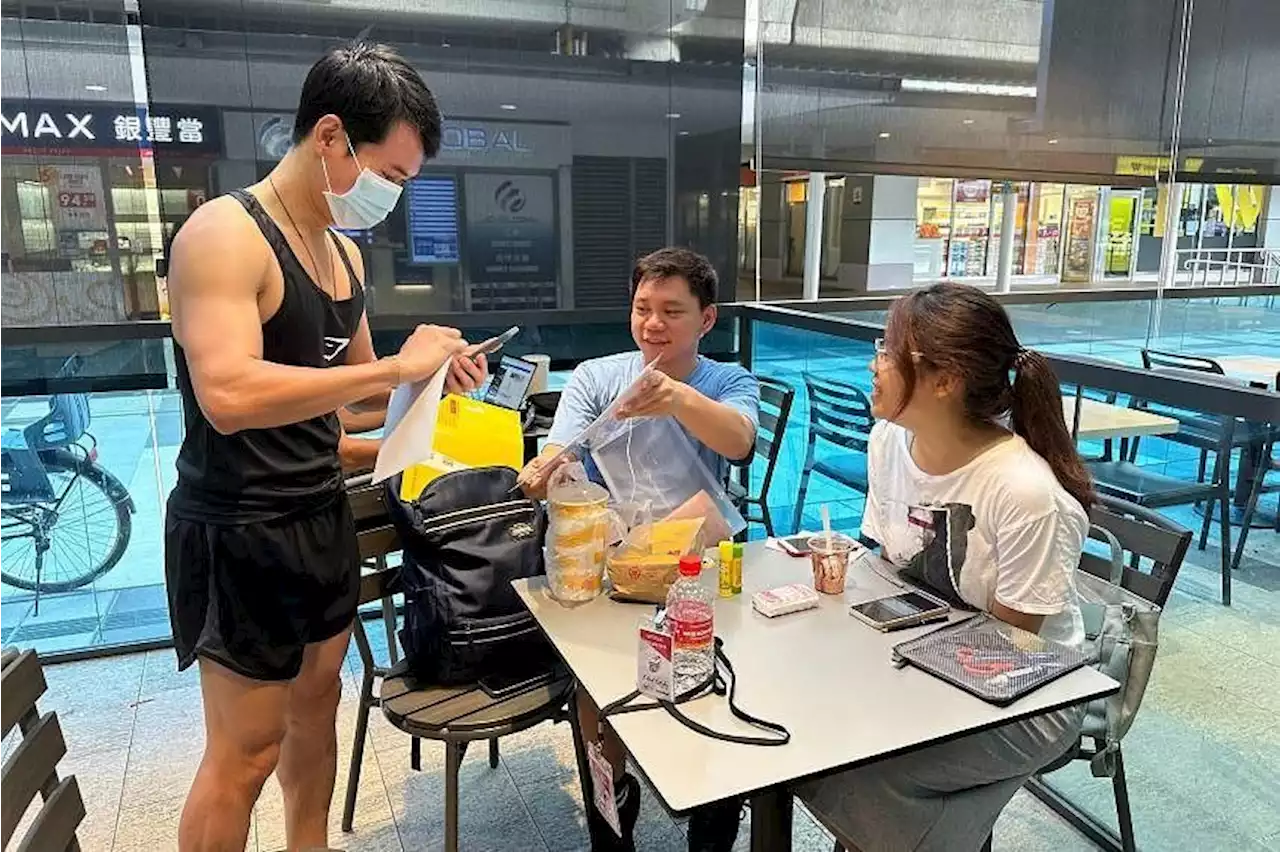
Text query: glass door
1103 190 1140 276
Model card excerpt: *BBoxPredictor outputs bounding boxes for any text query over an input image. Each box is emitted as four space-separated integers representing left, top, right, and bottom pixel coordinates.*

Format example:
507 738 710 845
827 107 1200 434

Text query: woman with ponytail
793 282 1095 852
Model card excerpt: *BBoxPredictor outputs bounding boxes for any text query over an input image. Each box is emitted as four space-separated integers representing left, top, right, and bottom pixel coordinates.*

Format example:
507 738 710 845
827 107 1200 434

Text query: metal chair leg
411 736 422 771
342 626 377 832
792 464 814 535
445 740 462 852
761 501 776 539
1197 449 1208 483
489 738 500 768
1231 445 1269 572
1218 484 1233 606
1198 452 1223 550
381 595 400 666
1112 747 1137 852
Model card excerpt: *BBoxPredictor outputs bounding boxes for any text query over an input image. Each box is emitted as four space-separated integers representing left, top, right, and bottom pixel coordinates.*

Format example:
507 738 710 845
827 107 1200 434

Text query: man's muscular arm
170 199 462 434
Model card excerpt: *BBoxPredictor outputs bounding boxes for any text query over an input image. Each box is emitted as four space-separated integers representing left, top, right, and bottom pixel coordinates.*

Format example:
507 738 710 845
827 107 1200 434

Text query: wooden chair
2 648 86 852
727 376 796 537
339 477 574 852
792 373 875 536
1027 495 1193 852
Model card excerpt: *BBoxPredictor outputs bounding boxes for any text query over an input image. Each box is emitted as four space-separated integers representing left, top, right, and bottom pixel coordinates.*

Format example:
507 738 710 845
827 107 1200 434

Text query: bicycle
1 355 136 600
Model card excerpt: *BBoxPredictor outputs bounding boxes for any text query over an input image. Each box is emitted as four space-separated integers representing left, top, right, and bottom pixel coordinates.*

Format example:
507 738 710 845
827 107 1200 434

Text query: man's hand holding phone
447 353 487 394
394 324 467 382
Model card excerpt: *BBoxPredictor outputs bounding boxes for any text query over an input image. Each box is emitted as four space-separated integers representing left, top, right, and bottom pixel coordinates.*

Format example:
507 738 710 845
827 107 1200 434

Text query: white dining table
514 545 1117 851
1212 355 1280 389
1061 395 1180 442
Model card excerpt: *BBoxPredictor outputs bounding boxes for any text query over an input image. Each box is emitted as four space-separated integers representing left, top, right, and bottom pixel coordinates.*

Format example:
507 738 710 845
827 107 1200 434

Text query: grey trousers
796 705 1084 852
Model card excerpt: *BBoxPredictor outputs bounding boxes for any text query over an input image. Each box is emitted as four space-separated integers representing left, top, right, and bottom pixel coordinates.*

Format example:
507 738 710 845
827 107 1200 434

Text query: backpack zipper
421 506 534 536
418 499 528 526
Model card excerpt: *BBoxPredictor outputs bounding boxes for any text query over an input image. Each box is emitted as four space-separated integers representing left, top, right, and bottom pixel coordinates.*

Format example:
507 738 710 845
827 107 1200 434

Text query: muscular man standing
165 43 484 851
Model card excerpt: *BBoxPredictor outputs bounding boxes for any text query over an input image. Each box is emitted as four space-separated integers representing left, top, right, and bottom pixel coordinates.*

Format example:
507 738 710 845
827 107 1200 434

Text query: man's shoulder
572 352 641 383
693 356 757 392
171 194 260 258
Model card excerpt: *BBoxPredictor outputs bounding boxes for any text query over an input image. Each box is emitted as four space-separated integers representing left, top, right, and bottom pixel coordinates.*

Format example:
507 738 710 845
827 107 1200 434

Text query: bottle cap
678 554 702 577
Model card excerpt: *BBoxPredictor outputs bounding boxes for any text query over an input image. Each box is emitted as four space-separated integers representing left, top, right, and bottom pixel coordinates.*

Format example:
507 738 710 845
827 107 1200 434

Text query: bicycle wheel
0 449 133 593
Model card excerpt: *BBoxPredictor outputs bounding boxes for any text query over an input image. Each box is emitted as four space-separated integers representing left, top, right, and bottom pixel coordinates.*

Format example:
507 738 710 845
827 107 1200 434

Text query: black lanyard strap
600 638 791 747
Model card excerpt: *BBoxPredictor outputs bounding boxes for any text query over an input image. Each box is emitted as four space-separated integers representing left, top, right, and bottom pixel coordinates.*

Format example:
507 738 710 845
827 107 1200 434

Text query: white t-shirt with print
860 421 1088 648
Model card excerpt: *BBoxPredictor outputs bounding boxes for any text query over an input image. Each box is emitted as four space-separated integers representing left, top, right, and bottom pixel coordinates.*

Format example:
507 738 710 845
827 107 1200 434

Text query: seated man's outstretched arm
617 368 758 462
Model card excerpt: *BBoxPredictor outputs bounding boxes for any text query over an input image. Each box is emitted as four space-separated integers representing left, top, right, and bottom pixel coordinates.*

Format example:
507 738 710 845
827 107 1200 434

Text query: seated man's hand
516 450 575 499
446 353 488 395
615 371 688 419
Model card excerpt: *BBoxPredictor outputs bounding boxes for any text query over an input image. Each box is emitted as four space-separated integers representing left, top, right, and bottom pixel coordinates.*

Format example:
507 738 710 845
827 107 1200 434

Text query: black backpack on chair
386 465 554 685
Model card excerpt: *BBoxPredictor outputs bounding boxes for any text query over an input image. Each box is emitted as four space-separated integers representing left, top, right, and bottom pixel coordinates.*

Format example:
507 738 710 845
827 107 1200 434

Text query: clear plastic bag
588 415 746 543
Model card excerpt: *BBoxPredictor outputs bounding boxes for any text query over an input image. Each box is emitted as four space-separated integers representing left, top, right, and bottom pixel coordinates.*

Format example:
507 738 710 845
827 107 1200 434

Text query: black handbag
387 466 554 684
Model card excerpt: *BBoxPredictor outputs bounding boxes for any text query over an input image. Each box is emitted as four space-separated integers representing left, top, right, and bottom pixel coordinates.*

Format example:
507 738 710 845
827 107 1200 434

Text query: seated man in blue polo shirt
519 247 759 852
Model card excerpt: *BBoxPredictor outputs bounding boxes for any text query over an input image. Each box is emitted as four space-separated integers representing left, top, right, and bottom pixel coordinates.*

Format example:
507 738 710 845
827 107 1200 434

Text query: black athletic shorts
164 490 361 681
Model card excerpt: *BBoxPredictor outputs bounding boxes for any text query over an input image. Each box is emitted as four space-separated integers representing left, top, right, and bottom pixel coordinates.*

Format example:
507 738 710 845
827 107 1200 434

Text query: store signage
464 172 557 284
1115 155 1273 178
441 122 533 155
952 179 991 204
1 100 222 155
41 165 108 231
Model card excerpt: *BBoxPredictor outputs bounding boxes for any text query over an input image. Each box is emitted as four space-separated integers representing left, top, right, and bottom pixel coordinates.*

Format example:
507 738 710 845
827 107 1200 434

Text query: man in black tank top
163 44 487 852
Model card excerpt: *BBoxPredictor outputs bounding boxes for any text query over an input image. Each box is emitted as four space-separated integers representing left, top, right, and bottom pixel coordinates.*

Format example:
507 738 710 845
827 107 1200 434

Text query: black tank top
169 189 366 524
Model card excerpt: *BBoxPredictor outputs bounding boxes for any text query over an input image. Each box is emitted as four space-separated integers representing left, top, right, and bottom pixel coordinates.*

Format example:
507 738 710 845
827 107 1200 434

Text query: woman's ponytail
1009 349 1096 510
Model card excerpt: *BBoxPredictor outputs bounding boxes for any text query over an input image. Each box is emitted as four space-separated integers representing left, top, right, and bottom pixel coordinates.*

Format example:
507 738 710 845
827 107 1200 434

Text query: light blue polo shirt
546 352 760 483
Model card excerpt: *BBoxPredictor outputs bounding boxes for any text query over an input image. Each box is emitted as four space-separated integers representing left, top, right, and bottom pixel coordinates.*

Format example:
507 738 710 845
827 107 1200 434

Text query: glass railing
3 288 1276 660
2 385 178 653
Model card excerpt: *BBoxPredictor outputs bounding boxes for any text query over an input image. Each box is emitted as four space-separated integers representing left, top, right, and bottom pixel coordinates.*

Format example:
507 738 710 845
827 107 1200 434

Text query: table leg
445 740 462 852
750 786 794 852
1233 439 1260 508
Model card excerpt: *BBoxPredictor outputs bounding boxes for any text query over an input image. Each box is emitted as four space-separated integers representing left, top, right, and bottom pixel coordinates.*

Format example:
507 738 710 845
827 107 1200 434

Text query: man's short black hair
630 247 718 308
293 42 442 158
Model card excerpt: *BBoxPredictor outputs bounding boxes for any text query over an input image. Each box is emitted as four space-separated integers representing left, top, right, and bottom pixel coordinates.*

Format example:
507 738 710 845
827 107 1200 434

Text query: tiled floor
11 530 1280 852
0 645 1192 852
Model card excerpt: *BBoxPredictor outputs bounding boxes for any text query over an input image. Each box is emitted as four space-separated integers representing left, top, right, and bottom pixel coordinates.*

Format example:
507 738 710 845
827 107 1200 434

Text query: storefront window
914 177 952 279
948 179 992 278
1061 186 1101 283
1024 183 1065 276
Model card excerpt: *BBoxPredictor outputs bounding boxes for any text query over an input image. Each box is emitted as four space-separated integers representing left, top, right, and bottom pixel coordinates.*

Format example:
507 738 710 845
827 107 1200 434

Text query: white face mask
321 136 402 230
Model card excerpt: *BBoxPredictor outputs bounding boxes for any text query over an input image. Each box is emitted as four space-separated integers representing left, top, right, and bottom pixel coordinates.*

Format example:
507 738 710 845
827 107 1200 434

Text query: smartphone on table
776 534 815 557
848 590 951 632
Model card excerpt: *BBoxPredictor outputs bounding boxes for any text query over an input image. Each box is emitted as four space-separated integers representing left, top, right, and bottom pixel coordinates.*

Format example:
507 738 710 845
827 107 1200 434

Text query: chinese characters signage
1 100 222 155
463 173 557 284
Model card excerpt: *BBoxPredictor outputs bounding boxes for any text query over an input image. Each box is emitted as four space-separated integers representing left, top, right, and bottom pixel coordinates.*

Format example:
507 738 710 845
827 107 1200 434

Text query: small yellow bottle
718 541 734 598
731 542 744 594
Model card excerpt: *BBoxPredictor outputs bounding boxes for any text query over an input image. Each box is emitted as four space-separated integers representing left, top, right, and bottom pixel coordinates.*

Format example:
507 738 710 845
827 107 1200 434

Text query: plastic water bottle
666 554 715 695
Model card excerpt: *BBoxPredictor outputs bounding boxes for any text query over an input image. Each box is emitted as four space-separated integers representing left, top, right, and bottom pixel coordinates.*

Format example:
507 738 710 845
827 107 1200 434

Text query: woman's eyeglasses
873 338 923 360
